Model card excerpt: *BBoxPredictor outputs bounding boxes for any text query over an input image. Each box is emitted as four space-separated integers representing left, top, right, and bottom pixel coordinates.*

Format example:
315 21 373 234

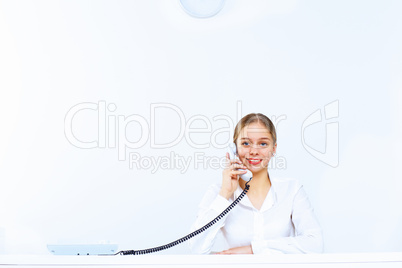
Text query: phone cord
115 179 251 255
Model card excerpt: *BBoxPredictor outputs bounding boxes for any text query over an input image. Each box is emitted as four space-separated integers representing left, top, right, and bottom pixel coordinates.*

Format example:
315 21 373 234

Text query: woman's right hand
219 152 248 200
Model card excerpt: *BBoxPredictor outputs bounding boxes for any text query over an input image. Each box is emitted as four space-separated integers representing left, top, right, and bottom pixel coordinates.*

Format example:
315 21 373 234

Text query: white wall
0 0 401 254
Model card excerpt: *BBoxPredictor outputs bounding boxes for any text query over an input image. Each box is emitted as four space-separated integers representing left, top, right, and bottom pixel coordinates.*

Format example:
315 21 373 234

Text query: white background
0 0 401 254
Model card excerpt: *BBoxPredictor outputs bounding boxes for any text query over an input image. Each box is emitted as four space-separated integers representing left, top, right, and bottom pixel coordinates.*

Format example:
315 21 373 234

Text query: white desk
1 252 402 267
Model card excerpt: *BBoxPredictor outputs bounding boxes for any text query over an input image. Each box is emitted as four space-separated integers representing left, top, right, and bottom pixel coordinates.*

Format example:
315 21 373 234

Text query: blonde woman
189 113 323 255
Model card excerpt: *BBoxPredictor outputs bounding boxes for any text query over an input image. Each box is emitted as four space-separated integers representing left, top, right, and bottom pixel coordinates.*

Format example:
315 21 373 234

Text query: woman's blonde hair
233 113 277 145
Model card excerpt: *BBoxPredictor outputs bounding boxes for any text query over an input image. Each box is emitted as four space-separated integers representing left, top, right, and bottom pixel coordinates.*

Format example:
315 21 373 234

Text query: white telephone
227 142 253 181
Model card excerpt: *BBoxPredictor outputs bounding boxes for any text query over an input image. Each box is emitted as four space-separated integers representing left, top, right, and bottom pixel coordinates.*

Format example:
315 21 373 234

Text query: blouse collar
234 178 277 212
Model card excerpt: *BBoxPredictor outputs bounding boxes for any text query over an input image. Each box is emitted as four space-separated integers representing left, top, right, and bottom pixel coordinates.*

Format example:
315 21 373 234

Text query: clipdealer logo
64 100 339 172
63 101 288 172
301 100 339 167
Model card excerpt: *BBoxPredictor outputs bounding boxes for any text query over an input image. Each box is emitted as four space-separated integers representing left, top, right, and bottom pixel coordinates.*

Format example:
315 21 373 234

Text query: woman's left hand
215 245 253 255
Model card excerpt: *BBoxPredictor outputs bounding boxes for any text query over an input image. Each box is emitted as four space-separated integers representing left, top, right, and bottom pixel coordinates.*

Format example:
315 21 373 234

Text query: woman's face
236 122 277 175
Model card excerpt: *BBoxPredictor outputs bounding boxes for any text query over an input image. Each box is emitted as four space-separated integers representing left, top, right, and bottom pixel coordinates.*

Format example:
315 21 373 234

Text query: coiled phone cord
115 179 251 255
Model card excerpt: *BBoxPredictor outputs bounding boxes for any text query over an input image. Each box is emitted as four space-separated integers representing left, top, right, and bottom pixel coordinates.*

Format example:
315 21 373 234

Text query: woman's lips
247 158 262 165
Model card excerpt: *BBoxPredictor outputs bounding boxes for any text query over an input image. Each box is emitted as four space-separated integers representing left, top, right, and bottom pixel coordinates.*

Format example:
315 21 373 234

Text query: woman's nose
249 146 258 155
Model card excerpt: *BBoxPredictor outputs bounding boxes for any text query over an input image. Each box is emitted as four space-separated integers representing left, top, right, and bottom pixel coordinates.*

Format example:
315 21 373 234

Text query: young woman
189 113 323 254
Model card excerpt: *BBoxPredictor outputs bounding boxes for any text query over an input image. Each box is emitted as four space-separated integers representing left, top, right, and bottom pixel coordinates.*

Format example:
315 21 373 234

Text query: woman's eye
260 143 267 147
242 142 249 146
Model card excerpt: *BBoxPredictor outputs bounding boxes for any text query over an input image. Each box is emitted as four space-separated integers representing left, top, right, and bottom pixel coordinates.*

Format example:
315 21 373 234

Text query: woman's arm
189 153 247 254
188 184 231 254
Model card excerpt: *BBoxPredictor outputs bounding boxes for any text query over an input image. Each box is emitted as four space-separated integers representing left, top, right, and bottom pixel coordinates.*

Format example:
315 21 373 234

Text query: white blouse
188 177 323 254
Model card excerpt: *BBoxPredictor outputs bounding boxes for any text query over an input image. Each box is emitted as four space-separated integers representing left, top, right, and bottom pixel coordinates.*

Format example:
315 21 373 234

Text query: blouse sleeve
188 184 230 254
251 185 324 254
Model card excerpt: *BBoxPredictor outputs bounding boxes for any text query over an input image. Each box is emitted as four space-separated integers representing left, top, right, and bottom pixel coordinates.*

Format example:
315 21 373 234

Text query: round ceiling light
179 0 226 18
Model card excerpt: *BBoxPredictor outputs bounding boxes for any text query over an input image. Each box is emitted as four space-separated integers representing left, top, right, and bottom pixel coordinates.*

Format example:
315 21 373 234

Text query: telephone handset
227 142 252 181
112 144 252 256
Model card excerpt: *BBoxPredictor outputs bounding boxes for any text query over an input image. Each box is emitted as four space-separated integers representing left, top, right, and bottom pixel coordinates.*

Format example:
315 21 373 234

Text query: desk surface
1 252 402 267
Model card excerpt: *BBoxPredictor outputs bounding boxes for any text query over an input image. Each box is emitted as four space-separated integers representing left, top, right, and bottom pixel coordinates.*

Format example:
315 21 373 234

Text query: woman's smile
246 158 262 165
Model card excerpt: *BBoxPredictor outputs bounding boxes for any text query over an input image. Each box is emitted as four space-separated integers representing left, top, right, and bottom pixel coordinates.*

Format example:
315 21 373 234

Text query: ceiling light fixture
179 0 226 18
